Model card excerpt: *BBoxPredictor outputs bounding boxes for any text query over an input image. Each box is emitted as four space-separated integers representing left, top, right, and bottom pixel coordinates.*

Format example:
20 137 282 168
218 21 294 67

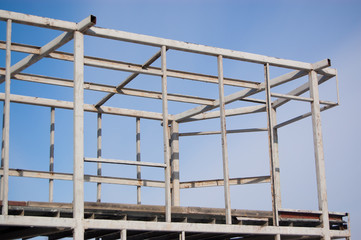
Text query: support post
121 229 127 240
73 31 84 240
217 55 232 224
264 63 281 240
1 19 12 216
170 120 180 206
309 70 330 240
271 108 281 209
179 231 185 240
136 117 141 204
49 107 55 202
161 46 171 222
97 113 102 202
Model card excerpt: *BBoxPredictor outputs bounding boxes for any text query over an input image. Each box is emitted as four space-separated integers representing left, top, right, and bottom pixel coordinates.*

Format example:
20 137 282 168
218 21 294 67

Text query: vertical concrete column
73 30 85 240
161 46 171 222
179 231 185 240
49 107 55 202
264 63 281 240
121 229 127 240
136 117 141 204
217 55 232 224
309 70 330 240
97 113 102 203
271 108 282 209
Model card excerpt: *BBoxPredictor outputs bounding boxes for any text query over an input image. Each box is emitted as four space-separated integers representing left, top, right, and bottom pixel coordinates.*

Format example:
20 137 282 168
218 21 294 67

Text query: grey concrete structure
0 10 350 240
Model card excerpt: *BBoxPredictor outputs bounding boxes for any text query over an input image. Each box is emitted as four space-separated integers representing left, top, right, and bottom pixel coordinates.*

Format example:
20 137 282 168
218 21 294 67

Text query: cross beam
173 59 332 122
180 72 336 123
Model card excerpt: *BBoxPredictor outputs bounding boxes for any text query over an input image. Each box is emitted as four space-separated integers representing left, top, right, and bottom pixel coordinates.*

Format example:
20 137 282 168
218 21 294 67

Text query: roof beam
86 26 325 71
0 9 78 31
0 15 96 84
0 10 331 71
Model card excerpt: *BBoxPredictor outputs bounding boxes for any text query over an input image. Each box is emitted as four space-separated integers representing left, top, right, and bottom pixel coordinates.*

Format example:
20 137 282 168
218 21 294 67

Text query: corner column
309 70 330 240
73 30 85 239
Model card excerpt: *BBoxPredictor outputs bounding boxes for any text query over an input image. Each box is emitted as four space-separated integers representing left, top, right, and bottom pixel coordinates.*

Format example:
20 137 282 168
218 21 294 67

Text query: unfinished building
0 10 351 240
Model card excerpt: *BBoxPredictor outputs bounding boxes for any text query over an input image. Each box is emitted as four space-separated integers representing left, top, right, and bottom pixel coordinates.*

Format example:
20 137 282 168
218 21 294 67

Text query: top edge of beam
86 26 318 70
0 9 334 71
0 9 81 31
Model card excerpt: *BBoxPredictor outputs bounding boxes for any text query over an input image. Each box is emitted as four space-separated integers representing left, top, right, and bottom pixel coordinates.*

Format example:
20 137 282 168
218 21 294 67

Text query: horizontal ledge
84 158 166 168
83 218 326 236
0 168 165 188
83 218 350 237
180 176 270 189
179 128 268 136
0 215 350 238
0 215 75 228
0 93 168 121
0 169 271 189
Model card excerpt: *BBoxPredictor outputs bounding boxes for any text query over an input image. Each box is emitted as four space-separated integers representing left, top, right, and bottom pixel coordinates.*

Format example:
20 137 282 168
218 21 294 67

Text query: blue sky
1 0 360 238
